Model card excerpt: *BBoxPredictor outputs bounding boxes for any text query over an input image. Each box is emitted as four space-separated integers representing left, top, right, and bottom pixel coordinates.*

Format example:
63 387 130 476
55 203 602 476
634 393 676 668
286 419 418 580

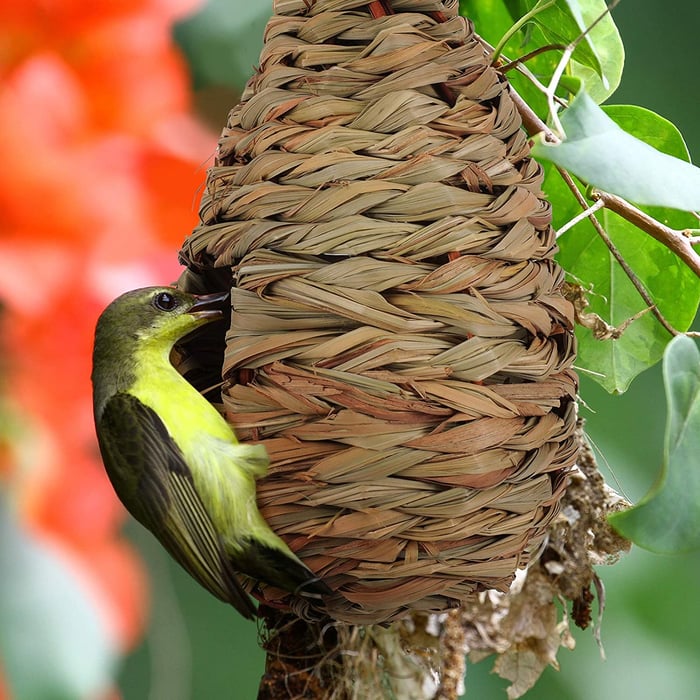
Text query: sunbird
91 286 329 619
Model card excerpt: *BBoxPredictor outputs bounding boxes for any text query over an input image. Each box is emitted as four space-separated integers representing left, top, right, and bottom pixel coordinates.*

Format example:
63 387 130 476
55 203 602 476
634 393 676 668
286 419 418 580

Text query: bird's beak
187 290 230 321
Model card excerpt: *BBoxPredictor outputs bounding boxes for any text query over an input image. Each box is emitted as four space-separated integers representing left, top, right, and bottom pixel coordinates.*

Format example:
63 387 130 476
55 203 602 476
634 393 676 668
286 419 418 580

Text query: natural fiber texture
179 0 578 624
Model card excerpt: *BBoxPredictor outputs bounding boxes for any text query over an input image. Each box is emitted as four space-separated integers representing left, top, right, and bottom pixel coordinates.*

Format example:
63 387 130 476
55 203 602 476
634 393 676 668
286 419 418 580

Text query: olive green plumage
91 286 329 619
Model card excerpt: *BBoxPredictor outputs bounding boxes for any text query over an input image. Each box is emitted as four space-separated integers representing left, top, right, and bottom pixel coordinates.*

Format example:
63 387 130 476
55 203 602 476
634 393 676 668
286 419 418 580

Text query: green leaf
522 0 605 80
533 91 700 210
609 336 700 552
550 105 700 393
503 0 622 103
460 0 516 47
566 0 623 103
0 499 118 700
462 0 622 117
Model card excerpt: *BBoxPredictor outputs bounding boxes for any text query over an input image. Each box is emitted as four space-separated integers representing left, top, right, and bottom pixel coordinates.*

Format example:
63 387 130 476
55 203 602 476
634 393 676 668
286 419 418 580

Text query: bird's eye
153 292 179 312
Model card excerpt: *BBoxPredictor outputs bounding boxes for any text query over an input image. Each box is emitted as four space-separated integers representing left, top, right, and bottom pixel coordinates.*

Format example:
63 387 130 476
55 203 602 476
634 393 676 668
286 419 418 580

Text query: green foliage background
118 1 700 698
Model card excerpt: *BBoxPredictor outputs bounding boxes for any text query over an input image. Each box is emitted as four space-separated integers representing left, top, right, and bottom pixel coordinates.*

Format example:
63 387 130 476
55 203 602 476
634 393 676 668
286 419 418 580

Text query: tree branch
589 189 700 278
509 84 700 285
555 167 679 337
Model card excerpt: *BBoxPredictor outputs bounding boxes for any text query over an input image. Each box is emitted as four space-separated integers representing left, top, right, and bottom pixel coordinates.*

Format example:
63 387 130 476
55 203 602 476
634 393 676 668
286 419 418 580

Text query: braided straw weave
179 0 578 624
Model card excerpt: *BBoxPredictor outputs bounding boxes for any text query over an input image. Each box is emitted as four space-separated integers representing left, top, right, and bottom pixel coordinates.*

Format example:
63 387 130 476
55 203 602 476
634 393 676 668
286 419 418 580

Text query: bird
91 285 329 619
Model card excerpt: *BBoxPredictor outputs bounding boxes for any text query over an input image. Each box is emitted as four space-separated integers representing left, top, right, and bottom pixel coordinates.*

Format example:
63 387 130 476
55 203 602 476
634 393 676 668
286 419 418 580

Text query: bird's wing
98 392 256 619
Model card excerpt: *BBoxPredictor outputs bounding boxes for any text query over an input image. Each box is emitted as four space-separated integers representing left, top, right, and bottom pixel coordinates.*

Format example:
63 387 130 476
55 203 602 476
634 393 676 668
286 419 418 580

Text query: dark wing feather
97 392 256 619
235 540 333 598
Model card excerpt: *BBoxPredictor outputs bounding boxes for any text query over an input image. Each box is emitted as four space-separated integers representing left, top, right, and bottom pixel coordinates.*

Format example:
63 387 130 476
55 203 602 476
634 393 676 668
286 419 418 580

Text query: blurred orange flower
0 0 212 691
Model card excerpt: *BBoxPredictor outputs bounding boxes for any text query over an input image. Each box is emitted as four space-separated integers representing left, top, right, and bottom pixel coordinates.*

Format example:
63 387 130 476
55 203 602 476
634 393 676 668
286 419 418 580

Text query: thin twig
491 0 556 63
508 87 559 144
556 198 605 238
499 44 567 73
545 45 573 136
556 167 679 337
475 34 569 112
589 190 700 278
544 3 618 137
514 61 568 110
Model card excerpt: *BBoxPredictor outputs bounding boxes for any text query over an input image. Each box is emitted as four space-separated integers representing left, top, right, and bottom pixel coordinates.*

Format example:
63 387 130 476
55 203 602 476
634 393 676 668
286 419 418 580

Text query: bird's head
95 286 229 348
92 286 230 418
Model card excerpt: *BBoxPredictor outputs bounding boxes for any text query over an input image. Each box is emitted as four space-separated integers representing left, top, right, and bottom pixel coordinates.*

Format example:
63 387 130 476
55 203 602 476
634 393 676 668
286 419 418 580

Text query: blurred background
0 1 698 698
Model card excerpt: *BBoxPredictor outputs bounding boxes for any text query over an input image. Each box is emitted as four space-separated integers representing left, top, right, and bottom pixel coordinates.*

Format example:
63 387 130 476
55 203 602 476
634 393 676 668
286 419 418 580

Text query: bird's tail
235 538 331 598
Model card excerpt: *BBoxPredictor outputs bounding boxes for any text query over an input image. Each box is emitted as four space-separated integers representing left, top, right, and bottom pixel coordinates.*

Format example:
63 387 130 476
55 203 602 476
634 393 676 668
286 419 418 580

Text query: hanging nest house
179 0 578 625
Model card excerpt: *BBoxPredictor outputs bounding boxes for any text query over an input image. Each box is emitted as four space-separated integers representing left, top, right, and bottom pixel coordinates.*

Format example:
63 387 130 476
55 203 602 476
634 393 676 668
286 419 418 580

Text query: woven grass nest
179 0 578 625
